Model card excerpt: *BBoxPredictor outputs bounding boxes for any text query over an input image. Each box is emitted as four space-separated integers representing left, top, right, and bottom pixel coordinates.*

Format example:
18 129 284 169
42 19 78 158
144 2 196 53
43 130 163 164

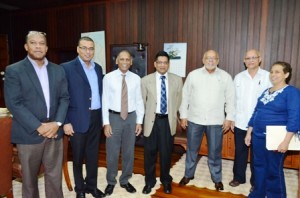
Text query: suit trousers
184 121 223 183
70 109 102 193
248 135 286 198
17 138 63 198
232 127 254 186
144 116 174 187
106 112 136 185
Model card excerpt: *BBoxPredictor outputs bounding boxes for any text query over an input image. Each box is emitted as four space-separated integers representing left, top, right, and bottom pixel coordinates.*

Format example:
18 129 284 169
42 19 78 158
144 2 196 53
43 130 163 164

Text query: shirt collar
78 56 95 69
156 71 168 79
27 55 48 68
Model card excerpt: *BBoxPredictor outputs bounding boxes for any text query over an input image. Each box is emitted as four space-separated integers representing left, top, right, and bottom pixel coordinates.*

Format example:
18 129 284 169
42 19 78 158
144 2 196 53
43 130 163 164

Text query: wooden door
0 34 9 107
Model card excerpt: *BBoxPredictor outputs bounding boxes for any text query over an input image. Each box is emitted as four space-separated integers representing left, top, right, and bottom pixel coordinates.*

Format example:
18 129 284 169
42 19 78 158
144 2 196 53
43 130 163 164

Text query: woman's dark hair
272 61 292 84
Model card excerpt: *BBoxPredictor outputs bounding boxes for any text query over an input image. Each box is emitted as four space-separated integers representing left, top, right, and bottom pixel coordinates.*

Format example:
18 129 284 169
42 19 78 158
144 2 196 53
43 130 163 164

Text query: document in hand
266 125 300 150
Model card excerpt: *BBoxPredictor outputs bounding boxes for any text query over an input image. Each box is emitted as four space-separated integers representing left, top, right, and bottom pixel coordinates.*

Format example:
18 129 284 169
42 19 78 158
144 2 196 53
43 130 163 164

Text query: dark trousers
249 136 286 198
70 109 102 193
144 116 174 187
232 127 254 186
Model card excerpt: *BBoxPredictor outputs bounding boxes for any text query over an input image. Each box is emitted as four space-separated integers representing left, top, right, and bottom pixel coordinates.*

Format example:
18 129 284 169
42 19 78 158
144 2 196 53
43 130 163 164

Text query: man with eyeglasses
4 31 69 198
61 37 105 198
179 50 235 191
229 49 271 191
141 51 182 194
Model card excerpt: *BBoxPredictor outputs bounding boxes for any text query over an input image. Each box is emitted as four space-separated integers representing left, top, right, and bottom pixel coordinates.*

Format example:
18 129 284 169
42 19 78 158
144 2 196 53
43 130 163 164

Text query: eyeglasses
205 57 219 61
244 56 260 61
156 61 169 65
79 46 95 52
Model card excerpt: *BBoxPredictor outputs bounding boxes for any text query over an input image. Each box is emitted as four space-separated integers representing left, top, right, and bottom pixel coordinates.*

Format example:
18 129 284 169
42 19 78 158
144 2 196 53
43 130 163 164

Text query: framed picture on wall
110 44 147 78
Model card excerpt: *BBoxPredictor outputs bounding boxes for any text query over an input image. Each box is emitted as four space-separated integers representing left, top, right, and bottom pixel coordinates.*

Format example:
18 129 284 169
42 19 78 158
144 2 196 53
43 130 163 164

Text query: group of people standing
4 31 300 198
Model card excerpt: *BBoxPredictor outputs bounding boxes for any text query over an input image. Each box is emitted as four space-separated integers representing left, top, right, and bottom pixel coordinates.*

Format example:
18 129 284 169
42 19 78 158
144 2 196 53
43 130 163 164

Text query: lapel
149 73 157 102
94 64 103 95
166 72 173 106
47 63 55 108
23 58 46 102
75 58 90 86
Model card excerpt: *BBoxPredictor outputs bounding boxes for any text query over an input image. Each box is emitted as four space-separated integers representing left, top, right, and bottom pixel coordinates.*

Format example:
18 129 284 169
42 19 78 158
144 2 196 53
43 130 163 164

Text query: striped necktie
160 75 167 114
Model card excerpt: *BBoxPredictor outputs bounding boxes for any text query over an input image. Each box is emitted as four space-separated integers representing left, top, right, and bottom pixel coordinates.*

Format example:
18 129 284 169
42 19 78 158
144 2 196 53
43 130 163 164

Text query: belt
156 114 168 118
109 109 134 114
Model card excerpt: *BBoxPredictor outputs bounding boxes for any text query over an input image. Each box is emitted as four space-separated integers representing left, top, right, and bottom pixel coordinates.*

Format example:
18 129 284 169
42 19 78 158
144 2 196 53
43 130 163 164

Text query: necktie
120 74 128 120
160 76 167 114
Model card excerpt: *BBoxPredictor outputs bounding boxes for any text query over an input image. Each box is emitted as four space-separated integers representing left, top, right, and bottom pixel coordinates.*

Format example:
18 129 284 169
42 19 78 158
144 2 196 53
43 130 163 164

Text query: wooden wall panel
1 0 299 88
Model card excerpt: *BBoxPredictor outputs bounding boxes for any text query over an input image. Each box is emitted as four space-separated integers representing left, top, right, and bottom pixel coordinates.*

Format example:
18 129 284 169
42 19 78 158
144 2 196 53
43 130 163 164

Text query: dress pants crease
144 116 173 186
106 112 136 185
70 110 101 193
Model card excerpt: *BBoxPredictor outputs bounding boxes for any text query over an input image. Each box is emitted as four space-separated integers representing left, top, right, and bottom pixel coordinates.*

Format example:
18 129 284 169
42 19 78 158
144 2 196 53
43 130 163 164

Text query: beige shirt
179 67 235 125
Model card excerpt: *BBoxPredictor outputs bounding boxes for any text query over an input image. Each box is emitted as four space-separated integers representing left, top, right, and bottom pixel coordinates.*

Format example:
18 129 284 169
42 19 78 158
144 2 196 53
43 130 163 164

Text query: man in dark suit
4 31 69 198
141 51 182 194
61 36 105 198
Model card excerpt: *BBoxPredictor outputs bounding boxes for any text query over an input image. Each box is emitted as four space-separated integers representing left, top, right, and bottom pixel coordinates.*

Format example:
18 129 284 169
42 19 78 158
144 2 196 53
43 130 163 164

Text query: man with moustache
4 31 69 198
61 36 105 198
179 50 235 191
102 50 144 196
141 51 182 194
229 49 271 191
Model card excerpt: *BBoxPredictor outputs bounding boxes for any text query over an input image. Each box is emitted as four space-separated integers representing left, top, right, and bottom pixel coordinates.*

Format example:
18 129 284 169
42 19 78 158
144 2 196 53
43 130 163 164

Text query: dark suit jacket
4 57 69 144
61 57 103 133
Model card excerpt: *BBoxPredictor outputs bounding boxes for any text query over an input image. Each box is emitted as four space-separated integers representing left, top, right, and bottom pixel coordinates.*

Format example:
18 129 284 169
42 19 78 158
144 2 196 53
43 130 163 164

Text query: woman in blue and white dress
245 61 300 198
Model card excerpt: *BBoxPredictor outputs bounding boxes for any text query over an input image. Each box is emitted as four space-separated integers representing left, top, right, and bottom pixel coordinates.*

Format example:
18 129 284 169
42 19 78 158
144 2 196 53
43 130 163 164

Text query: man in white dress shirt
102 50 144 196
229 49 272 191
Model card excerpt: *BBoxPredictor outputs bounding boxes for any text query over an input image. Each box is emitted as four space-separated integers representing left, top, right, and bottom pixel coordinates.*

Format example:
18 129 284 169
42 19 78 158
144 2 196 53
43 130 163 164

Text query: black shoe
163 183 172 194
76 192 85 198
120 182 136 193
104 184 115 196
179 176 194 186
229 180 240 187
215 182 224 191
86 188 106 198
142 185 152 194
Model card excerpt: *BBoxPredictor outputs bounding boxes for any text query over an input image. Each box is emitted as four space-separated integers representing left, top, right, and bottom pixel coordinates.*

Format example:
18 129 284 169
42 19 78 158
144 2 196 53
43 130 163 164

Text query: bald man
229 49 271 191
179 50 235 191
102 50 144 196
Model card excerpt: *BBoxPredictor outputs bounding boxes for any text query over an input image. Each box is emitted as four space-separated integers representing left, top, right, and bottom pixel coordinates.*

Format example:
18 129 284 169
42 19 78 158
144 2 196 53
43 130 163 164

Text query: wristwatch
56 122 62 126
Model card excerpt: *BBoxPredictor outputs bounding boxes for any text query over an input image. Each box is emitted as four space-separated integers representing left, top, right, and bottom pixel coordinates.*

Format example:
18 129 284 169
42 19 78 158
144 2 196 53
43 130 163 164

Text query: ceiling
0 0 99 11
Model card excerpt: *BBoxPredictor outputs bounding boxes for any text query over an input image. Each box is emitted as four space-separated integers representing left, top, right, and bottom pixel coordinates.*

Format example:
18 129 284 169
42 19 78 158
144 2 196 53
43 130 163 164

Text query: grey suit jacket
4 57 69 144
141 72 182 137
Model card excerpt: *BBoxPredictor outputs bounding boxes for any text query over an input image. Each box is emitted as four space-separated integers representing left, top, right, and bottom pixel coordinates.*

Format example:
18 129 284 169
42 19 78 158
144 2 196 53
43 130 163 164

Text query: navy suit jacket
4 57 70 144
61 57 103 133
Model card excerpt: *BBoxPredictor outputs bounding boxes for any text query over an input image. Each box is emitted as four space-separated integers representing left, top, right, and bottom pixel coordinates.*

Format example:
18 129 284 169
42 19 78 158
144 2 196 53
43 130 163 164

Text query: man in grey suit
4 31 69 198
141 51 183 194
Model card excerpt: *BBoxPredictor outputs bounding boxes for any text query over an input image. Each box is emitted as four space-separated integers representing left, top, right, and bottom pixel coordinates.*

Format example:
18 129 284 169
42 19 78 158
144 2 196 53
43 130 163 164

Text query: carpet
12 162 160 198
170 154 298 197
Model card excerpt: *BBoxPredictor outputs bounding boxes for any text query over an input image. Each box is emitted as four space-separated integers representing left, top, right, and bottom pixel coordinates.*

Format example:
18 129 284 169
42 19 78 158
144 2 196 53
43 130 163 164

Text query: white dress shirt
102 69 144 125
179 67 235 125
234 67 272 130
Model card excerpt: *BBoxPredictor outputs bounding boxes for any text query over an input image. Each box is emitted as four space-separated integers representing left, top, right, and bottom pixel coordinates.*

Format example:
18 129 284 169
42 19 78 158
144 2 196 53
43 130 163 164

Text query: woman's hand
245 127 253 146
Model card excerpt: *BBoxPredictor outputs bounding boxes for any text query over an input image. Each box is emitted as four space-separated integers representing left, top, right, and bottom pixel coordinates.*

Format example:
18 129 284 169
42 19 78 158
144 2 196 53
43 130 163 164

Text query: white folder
266 125 300 150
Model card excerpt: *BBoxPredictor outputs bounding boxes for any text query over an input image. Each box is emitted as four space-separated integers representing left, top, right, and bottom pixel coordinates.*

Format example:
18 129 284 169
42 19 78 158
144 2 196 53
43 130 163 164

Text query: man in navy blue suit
61 36 105 198
4 31 69 198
